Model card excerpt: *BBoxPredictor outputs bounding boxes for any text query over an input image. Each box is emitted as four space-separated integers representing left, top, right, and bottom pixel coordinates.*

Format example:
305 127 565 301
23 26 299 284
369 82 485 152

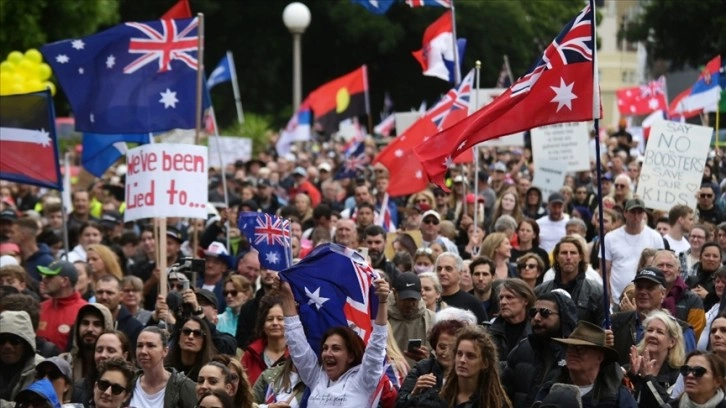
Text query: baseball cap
548 192 565 204
0 209 17 222
38 260 78 285
452 175 467 184
37 356 72 382
257 178 272 188
493 162 507 172
421 210 441 223
633 266 666 286
204 242 233 269
318 162 332 172
601 172 614 182
166 226 183 243
195 288 219 310
0 242 20 255
394 272 421 300
625 198 646 212
99 211 123 226
292 166 307 177
465 193 485 204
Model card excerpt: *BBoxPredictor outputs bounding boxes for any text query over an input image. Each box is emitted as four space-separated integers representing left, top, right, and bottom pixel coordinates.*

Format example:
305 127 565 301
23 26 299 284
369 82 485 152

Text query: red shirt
38 291 87 351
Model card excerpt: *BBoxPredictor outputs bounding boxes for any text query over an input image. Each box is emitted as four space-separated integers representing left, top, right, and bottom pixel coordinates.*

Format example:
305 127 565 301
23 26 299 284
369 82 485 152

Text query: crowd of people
2 128 726 408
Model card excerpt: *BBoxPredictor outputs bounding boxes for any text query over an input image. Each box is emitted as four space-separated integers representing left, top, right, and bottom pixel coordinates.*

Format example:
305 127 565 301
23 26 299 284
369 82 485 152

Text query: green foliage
221 112 274 157
625 0 726 69
0 0 119 56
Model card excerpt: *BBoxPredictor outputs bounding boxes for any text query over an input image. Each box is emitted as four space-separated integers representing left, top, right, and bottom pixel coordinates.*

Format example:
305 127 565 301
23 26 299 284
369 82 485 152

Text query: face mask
414 265 432 274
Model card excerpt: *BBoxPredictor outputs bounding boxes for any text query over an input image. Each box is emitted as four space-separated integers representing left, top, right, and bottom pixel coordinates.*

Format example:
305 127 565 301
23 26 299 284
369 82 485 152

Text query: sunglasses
519 263 538 270
96 379 127 395
434 193 447 198
528 307 558 319
679 365 708 378
423 218 439 225
223 290 238 297
181 328 205 338
615 184 628 189
0 335 22 346
701 193 714 199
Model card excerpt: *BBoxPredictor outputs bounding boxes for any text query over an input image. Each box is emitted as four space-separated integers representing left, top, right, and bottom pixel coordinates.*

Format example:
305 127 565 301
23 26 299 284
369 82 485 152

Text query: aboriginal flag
307 66 369 134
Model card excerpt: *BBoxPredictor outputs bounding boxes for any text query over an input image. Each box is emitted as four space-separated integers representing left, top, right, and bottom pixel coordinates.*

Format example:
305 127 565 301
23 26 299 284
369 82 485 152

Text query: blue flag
40 18 203 134
334 141 368 180
82 133 152 177
350 0 395 14
443 38 467 84
278 243 380 356
207 53 232 89
238 212 292 270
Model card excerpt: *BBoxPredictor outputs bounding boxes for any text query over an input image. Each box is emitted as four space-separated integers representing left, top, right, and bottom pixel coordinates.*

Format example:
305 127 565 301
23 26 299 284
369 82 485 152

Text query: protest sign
395 111 422 135
532 159 566 201
636 121 712 211
125 144 208 222
208 136 252 168
470 88 525 147
531 122 590 172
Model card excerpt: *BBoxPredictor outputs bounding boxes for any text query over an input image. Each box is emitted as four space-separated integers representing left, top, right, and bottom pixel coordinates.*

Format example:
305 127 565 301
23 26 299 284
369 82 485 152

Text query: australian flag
41 17 202 134
279 243 380 356
334 141 368 180
238 212 292 270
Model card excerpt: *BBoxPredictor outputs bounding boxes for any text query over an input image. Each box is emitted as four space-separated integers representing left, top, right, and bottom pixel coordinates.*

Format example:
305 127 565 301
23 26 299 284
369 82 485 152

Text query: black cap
0 209 17 222
195 288 218 309
166 226 183 243
394 272 421 300
633 266 666 286
38 260 78 285
548 192 565 204
99 210 123 226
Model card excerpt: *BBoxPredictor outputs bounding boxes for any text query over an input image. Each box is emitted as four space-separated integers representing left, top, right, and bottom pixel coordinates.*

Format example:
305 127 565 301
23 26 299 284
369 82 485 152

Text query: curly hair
96 357 136 394
439 326 512 408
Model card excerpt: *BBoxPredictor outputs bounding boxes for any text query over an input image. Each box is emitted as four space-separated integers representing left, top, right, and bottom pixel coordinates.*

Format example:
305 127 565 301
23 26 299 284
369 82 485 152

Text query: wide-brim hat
552 321 618 363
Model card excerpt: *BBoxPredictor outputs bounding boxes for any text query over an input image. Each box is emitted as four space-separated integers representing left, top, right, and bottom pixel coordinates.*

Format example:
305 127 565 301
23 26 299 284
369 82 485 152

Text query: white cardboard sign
470 88 525 147
125 144 209 222
208 136 252 168
636 121 712 211
531 122 591 172
532 159 566 201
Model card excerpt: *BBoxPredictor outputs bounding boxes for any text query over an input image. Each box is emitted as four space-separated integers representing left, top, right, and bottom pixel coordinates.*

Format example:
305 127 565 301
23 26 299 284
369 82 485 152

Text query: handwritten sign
531 122 590 172
124 144 208 222
636 121 712 211
532 159 566 201
208 136 252 168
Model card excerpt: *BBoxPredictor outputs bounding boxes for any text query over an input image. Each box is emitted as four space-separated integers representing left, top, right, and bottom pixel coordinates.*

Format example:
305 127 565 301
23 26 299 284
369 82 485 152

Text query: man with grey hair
565 218 588 238
436 252 488 324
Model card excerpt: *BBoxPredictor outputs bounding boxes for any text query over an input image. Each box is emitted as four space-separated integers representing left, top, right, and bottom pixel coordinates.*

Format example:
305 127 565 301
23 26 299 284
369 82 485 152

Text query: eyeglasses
223 290 238 297
615 184 628 189
519 263 538 270
528 307 558 319
96 379 127 395
701 193 714 199
422 218 439 225
416 247 433 255
181 328 205 338
679 365 708 378
0 335 22 346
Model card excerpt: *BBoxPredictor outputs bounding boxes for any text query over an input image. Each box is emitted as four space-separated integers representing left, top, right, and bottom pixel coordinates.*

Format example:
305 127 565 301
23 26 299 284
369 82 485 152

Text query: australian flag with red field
0 90 62 190
238 212 292 270
307 66 369 135
279 243 380 356
40 17 201 134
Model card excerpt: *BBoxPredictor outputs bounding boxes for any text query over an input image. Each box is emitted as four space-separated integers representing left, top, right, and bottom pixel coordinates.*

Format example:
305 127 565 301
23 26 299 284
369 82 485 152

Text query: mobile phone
407 339 422 353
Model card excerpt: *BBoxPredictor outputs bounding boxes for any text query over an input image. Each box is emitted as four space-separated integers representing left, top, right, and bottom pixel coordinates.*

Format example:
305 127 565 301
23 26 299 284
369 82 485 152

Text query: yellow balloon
25 79 43 92
0 61 14 74
0 72 11 84
43 81 56 96
37 63 52 80
10 73 24 84
7 51 23 64
24 49 42 64
17 59 34 74
9 82 25 94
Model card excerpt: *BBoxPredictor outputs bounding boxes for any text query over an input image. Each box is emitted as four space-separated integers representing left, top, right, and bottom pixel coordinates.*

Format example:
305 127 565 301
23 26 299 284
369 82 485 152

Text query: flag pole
210 106 231 250
472 60 481 231
159 218 168 297
60 152 71 258
227 51 245 124
194 13 205 145
589 0 610 328
450 1 461 85
503 54 514 85
363 64 373 135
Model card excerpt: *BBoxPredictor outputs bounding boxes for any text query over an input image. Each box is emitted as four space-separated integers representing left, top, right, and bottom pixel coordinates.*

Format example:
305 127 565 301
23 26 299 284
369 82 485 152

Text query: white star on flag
550 78 578 112
90 113 95 123
71 40 85 50
304 287 329 310
78 67 84 75
443 156 453 168
648 98 660 110
56 55 69 64
415 170 423 179
265 251 280 265
457 141 466 151
630 105 636 113
394 149 403 158
159 88 178 109
106 55 115 69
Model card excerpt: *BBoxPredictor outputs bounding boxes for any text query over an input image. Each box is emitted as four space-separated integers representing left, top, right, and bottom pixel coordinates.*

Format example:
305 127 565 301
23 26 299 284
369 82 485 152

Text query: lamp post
283 2 311 112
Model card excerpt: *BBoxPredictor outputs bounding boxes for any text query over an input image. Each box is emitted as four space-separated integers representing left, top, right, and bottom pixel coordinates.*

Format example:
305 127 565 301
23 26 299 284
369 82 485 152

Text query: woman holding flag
279 276 390 407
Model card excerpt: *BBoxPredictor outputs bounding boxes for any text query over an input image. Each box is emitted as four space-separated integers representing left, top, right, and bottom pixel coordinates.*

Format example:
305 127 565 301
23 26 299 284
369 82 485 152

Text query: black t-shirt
504 320 528 353
441 290 489 324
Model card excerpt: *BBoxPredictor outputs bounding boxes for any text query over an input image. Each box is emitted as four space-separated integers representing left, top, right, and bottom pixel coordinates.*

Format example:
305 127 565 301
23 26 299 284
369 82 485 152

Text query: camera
167 257 205 318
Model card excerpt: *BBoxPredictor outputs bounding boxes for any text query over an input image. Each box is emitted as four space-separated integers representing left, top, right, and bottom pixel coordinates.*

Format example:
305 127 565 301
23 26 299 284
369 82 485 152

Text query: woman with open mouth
279 276 390 407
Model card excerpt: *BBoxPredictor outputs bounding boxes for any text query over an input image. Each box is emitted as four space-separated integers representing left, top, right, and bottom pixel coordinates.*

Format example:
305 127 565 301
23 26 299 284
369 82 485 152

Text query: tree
624 0 726 69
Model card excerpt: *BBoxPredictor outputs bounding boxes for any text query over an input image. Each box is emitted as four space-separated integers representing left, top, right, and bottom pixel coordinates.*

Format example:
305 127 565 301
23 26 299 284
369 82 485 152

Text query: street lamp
283 2 311 111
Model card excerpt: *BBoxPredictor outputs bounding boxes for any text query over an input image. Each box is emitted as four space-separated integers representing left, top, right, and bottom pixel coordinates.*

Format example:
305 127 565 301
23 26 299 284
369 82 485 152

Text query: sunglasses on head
528 307 558 319
679 365 708 378
416 247 433 255
223 290 238 297
182 328 205 338
96 379 126 395
0 335 22 346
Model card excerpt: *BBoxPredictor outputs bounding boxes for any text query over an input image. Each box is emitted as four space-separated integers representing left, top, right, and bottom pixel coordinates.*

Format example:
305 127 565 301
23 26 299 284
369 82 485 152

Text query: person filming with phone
388 272 435 366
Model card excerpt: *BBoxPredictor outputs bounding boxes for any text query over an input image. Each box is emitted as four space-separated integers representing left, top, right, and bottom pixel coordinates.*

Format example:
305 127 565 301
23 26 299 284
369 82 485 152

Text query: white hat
421 210 441 222
0 255 18 267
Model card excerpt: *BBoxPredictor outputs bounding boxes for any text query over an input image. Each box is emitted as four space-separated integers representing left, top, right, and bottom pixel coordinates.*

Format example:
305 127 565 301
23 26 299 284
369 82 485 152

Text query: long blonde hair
637 310 685 369
86 244 123 281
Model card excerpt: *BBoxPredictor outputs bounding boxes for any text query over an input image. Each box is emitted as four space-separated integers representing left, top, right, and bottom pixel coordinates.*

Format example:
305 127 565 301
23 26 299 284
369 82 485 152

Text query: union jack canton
238 212 292 270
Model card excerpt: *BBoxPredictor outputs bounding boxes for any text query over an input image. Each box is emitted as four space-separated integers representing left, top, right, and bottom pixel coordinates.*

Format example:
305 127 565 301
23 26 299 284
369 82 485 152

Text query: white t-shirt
536 215 570 253
129 377 166 408
664 234 690 255
604 226 664 303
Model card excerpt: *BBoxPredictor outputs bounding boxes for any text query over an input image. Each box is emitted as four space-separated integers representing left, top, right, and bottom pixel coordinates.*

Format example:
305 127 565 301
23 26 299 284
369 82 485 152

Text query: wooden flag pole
472 60 481 232
193 12 205 146
159 218 168 298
